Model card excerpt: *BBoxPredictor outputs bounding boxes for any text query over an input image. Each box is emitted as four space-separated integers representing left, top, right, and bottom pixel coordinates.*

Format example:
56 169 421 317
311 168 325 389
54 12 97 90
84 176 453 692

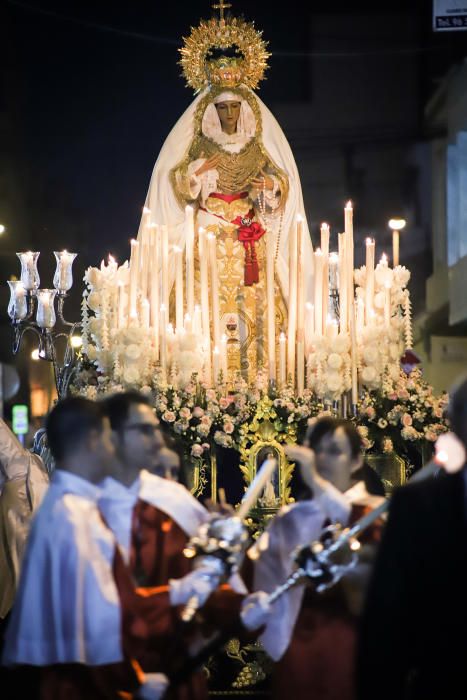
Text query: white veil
137 87 314 306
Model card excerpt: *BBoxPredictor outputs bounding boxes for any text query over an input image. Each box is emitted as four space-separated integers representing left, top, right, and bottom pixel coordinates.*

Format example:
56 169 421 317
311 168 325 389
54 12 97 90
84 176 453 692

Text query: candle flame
320 222 329 229
305 301 313 310
279 332 286 342
329 252 339 263
213 346 220 354
381 253 388 264
131 239 138 246
315 248 323 256
143 206 151 214
296 213 304 222
173 245 182 253
365 237 374 245
345 200 352 209
108 254 115 264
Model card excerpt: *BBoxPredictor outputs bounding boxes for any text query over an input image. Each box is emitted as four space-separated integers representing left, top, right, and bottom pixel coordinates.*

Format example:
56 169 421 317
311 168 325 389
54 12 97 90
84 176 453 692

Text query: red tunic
272 504 383 700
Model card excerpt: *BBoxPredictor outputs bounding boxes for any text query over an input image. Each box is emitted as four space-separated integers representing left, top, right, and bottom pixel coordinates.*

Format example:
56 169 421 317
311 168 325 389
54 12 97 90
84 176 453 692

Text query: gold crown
179 15 270 93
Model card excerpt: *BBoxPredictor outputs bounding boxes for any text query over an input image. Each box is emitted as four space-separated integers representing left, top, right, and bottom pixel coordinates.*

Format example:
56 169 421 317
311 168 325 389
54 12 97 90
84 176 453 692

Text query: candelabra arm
56 294 75 327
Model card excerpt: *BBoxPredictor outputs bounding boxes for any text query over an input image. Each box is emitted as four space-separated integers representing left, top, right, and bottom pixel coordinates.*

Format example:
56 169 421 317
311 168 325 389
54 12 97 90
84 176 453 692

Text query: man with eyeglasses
98 391 263 699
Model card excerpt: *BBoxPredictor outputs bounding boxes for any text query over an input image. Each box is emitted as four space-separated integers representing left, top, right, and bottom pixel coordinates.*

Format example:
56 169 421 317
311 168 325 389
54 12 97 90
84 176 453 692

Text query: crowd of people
0 376 466 700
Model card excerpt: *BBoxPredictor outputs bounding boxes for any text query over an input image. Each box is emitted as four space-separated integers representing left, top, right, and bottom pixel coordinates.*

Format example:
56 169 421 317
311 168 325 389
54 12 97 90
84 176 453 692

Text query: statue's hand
195 153 221 176
251 169 275 191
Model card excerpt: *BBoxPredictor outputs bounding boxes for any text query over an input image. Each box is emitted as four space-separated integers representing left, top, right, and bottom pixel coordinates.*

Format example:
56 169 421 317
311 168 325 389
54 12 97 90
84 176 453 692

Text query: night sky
1 0 465 301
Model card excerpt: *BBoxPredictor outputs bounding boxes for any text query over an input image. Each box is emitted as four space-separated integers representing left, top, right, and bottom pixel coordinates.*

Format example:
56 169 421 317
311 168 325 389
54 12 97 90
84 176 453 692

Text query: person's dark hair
103 391 152 432
46 397 106 463
157 424 189 488
447 373 467 444
293 416 385 499
305 417 362 459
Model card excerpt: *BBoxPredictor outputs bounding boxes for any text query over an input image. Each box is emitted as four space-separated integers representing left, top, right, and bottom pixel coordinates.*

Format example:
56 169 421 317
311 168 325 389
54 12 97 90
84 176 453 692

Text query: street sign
12 404 29 436
433 0 467 30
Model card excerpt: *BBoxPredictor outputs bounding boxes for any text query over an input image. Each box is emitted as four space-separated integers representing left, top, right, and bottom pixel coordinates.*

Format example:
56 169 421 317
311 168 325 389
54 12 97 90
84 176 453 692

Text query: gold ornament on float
179 7 271 93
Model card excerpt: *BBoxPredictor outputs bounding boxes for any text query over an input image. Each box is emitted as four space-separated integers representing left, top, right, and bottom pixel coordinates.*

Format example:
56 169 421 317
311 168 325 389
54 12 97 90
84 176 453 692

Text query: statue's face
215 100 241 132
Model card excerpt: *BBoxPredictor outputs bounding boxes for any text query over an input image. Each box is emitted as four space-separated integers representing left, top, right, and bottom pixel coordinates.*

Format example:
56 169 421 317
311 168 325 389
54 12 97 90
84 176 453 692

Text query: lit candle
220 333 228 381
326 317 339 339
185 205 195 317
296 218 305 394
193 305 202 336
213 345 220 384
345 201 354 331
36 289 57 329
159 304 167 377
184 313 192 333
174 245 184 332
266 225 276 383
356 297 364 336
350 304 358 407
287 218 299 386
364 237 375 324
384 281 391 328
141 298 150 329
53 250 77 293
305 302 315 355
329 252 339 291
207 233 221 348
129 239 140 318
279 332 287 387
17 251 40 291
313 248 324 335
150 226 160 359
161 224 169 311
7 280 27 320
198 229 211 382
140 227 150 301
338 233 347 332
117 283 126 329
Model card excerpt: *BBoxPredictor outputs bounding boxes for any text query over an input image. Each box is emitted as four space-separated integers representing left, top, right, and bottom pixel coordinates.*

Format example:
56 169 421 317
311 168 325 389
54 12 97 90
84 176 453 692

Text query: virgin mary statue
138 11 314 383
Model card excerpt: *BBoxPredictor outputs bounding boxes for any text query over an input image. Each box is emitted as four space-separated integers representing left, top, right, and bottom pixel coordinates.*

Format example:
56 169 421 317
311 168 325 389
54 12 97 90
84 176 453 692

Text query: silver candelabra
7 250 81 399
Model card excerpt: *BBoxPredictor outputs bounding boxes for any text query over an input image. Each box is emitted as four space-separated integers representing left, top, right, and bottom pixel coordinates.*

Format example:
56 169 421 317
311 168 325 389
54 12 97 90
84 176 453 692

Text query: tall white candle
150 227 160 359
174 245 184 332
198 229 211 382
364 237 375 325
313 249 324 336
220 333 228 381
384 282 391 328
279 332 287 387
266 225 276 383
161 224 169 312
207 234 221 348
305 302 315 355
350 303 358 407
213 345 220 384
140 228 150 301
345 201 354 333
338 233 347 332
129 239 140 319
193 304 202 336
296 219 305 395
117 283 125 329
185 205 195 317
184 313 192 333
287 218 299 386
141 298 150 329
159 304 167 378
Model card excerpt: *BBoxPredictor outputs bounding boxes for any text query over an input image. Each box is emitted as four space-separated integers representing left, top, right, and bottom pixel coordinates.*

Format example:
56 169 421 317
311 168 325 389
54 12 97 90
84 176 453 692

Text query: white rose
126 344 141 360
87 292 101 312
362 346 378 364
327 353 343 370
333 335 351 353
86 344 98 361
123 366 140 384
373 292 385 310
326 372 343 393
362 366 378 383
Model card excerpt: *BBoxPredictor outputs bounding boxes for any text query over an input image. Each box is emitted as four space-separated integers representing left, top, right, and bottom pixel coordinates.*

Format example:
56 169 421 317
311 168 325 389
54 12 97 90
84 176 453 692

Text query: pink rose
365 407 376 419
219 397 231 410
401 413 413 427
224 422 235 434
162 410 176 423
192 406 205 418
191 444 204 458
